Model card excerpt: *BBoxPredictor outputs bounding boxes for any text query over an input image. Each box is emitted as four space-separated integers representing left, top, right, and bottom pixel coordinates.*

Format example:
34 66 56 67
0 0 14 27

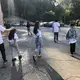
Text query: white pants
9 42 20 59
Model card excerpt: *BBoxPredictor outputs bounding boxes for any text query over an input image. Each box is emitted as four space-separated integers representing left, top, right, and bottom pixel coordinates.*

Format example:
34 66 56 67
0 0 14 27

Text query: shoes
12 58 16 62
71 54 74 57
18 55 22 60
4 60 8 64
54 40 57 43
12 55 22 62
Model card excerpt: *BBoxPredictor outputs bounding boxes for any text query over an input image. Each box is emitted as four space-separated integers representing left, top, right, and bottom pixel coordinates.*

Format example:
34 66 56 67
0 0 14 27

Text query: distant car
59 22 64 27
30 22 35 26
47 21 53 27
40 22 48 27
23 22 27 26
11 22 20 26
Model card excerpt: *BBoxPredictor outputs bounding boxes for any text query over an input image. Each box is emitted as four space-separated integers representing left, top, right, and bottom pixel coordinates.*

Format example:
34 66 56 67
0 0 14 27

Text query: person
0 25 10 64
4 22 11 29
26 21 32 35
33 21 42 56
52 20 60 43
8 28 22 62
66 23 77 57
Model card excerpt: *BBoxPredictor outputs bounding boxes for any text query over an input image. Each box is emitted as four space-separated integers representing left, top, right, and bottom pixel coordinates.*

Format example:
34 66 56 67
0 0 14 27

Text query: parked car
11 22 20 26
47 21 53 27
59 22 64 27
40 22 48 27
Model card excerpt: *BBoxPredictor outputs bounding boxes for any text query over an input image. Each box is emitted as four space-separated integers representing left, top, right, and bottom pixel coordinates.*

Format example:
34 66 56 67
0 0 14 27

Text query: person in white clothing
33 21 42 55
52 20 60 43
66 23 77 57
8 28 22 62
0 25 10 64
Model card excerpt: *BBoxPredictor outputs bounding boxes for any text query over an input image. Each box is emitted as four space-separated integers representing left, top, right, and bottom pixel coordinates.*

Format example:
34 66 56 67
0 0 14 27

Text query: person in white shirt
33 21 42 55
66 23 77 57
52 20 60 43
0 25 10 64
8 28 22 62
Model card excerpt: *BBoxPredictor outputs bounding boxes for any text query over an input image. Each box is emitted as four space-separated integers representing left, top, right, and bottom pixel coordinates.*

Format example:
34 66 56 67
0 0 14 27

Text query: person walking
0 25 10 64
33 21 42 56
26 21 32 35
66 23 77 57
8 28 22 62
52 20 60 43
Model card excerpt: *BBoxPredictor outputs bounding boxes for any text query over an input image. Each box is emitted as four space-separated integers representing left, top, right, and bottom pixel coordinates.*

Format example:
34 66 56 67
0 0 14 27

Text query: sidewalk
42 27 80 80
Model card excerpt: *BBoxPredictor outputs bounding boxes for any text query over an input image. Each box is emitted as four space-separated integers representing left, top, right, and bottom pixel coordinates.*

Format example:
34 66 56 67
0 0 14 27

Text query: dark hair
8 28 16 40
55 20 58 22
34 21 39 29
33 21 39 34
70 23 75 26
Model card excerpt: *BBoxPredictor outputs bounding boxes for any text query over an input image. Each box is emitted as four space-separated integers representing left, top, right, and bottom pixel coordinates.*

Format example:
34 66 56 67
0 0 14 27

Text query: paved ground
42 27 80 80
0 26 80 80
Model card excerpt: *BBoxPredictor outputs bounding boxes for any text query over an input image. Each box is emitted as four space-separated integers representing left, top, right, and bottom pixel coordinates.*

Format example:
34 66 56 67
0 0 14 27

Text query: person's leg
35 38 38 48
54 32 58 42
39 43 41 55
29 28 32 35
70 43 75 56
0 43 7 63
15 43 22 60
56 32 58 41
70 43 73 55
28 27 32 35
27 28 29 35
72 43 76 53
54 32 56 42
10 45 16 61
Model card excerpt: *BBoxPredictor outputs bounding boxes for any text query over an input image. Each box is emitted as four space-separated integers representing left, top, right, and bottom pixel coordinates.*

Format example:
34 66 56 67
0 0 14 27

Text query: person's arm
75 30 77 38
66 30 69 40
0 25 10 37
2 28 10 33
2 29 11 37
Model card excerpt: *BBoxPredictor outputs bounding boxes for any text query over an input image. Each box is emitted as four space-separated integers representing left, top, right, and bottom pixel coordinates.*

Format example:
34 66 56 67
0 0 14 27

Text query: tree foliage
1 0 80 23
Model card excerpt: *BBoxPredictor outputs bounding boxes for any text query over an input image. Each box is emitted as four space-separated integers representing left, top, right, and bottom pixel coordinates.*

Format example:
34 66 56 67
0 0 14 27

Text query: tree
71 0 80 19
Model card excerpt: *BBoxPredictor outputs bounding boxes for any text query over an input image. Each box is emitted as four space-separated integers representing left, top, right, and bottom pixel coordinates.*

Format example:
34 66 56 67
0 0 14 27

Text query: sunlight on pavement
17 38 28 42
18 29 27 32
42 27 80 80
43 32 53 40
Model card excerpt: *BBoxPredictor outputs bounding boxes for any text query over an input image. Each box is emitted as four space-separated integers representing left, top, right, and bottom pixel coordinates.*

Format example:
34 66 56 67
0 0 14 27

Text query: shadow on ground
10 61 24 80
